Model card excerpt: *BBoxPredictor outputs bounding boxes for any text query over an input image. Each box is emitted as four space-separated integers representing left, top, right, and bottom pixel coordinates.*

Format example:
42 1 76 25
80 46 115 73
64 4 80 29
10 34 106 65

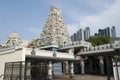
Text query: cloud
66 23 80 35
55 0 115 20
55 0 120 36
28 28 41 34
54 0 83 22
80 0 120 36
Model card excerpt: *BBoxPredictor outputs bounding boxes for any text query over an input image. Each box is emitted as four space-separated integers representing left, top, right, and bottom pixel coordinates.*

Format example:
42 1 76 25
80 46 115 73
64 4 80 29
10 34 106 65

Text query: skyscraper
94 26 116 38
84 27 90 40
106 27 112 37
111 26 116 38
79 29 84 41
70 27 90 41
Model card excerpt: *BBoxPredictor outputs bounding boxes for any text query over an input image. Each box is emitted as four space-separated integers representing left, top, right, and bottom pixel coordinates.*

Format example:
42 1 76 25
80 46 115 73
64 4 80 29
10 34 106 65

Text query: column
99 56 104 75
65 61 69 74
70 62 74 79
80 57 85 74
26 62 31 76
48 61 53 80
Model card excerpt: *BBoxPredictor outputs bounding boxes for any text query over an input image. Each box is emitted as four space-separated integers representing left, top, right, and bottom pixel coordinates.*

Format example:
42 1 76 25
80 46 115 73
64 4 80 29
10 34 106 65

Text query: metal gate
3 61 48 80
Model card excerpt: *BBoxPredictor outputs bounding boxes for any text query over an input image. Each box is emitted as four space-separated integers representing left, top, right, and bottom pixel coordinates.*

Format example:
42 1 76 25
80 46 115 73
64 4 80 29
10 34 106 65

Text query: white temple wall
0 48 25 80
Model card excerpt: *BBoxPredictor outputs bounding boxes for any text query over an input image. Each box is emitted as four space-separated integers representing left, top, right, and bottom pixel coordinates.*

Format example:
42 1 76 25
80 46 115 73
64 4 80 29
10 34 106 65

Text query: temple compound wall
0 47 25 80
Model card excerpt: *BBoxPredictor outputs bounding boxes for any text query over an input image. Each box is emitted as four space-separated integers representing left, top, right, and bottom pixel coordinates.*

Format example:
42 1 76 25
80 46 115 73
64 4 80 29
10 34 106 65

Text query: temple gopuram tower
5 32 21 46
39 6 71 47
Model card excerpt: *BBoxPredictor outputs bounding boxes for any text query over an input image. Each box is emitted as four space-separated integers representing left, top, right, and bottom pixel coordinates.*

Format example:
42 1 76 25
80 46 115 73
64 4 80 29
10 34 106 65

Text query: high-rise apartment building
79 28 84 41
71 27 90 41
84 27 90 40
94 26 116 38
111 26 116 38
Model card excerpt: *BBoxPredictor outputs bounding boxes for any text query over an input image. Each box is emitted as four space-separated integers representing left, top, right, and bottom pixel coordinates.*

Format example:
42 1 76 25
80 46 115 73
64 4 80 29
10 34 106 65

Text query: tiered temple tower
5 32 21 46
39 6 71 47
5 32 29 47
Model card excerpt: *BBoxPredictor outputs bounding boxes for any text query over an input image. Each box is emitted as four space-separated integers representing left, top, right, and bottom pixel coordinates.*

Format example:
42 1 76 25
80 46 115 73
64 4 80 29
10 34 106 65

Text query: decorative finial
13 31 16 33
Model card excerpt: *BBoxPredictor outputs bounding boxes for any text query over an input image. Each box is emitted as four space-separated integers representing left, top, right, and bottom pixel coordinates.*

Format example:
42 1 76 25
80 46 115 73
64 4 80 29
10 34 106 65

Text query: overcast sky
0 0 120 44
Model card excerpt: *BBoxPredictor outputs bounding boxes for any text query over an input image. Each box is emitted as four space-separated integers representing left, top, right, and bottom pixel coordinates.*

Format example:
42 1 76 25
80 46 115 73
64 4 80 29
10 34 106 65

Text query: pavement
74 74 114 80
56 74 114 80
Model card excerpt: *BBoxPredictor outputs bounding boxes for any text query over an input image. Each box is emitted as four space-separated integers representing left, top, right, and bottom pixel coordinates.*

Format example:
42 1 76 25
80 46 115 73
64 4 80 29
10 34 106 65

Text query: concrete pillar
48 61 53 80
80 57 85 74
26 62 31 76
70 62 74 79
99 56 104 75
65 61 69 74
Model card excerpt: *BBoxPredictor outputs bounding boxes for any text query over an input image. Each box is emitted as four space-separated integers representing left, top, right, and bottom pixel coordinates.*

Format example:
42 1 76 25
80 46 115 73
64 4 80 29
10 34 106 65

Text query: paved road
74 75 114 80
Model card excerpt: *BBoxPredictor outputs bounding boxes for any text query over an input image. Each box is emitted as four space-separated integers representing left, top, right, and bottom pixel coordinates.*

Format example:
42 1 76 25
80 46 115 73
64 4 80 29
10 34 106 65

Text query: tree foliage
88 36 111 46
113 56 120 61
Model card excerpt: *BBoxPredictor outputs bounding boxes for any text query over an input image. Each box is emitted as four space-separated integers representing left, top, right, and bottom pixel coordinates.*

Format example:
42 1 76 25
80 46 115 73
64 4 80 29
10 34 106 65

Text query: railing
63 41 92 48
82 41 120 52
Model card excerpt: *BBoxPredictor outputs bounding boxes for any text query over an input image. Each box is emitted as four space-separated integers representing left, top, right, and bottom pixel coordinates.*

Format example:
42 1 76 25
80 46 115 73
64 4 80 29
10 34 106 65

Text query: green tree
88 36 111 46
113 56 120 61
